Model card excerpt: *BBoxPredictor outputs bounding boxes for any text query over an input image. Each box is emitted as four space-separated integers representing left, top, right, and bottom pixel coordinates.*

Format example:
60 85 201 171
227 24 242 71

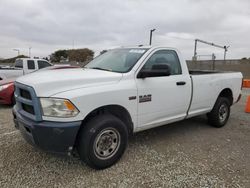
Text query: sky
0 0 250 60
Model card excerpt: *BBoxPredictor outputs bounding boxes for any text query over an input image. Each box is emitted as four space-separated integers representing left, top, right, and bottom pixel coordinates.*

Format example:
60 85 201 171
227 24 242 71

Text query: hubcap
219 103 228 123
94 128 121 160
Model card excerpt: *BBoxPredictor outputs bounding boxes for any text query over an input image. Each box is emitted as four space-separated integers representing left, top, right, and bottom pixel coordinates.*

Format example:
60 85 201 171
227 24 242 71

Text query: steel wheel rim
219 103 228 123
94 128 121 160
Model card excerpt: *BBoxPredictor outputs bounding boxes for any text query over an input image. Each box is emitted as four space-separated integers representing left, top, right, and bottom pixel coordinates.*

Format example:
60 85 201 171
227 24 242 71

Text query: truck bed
189 70 232 75
0 68 23 80
0 67 19 70
187 70 242 119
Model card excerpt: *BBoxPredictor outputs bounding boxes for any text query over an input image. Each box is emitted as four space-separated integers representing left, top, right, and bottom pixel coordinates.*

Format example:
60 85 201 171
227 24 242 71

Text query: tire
77 114 128 169
207 97 230 128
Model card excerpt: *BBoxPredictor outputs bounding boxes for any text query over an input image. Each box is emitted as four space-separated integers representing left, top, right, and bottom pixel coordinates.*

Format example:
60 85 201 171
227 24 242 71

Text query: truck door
136 49 191 129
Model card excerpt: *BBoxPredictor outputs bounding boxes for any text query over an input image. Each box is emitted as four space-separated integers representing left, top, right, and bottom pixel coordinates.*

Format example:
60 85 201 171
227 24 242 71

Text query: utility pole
13 49 20 56
212 53 216 70
29 47 32 58
193 40 198 61
193 39 229 61
223 46 230 60
149 29 156 45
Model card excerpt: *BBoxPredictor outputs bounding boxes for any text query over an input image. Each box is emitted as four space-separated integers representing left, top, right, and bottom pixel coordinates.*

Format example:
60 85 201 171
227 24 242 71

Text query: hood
16 68 123 96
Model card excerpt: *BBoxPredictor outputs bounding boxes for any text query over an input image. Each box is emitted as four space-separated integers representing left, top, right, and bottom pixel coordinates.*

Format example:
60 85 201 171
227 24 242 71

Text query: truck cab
0 58 52 80
14 58 52 74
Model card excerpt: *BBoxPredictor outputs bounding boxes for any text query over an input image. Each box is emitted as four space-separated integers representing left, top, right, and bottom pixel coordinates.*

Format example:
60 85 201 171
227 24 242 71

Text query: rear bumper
13 107 82 155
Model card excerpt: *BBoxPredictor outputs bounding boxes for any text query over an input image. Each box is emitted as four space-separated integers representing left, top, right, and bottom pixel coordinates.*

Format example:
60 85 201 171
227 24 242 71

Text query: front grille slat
22 103 35 115
18 87 34 115
20 89 32 100
15 82 42 121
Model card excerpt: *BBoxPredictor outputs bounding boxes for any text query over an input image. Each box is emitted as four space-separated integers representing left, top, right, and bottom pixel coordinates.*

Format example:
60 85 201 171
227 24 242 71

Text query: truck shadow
0 104 13 109
131 115 210 142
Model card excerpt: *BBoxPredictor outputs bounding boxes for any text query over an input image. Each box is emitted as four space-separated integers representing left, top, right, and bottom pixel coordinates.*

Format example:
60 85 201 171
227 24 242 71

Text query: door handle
176 81 186 86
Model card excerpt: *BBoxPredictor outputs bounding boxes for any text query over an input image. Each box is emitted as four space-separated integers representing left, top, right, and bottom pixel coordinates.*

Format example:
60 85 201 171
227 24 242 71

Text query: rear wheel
207 97 230 128
77 114 128 169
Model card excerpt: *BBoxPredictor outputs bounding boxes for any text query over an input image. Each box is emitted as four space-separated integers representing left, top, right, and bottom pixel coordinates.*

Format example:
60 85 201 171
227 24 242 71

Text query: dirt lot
0 89 249 187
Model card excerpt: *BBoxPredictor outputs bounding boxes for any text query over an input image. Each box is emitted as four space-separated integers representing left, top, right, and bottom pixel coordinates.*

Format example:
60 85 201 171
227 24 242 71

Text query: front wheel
77 114 128 169
207 97 230 128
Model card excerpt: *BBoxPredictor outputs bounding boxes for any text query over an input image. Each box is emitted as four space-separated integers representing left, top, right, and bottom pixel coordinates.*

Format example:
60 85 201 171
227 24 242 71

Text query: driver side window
142 50 182 75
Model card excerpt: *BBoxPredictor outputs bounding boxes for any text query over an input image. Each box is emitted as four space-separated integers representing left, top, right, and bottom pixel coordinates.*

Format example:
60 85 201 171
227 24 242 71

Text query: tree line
0 48 95 64
50 48 94 63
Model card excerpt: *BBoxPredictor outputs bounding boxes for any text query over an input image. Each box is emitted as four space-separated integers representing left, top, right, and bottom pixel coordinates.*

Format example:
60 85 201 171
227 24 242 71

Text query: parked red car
0 65 80 105
0 78 15 105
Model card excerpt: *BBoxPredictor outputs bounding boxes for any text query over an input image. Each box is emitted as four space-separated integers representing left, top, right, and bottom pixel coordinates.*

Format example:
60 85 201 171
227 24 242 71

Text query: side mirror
137 64 171 79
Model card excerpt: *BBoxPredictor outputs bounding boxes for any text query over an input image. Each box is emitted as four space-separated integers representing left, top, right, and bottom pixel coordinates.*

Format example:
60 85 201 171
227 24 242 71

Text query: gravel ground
0 89 250 187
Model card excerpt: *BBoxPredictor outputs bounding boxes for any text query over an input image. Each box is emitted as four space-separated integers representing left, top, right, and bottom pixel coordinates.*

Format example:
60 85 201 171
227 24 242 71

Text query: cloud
0 0 250 59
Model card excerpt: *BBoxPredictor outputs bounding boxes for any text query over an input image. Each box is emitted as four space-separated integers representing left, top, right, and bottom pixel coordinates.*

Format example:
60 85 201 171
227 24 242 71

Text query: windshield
85 48 148 73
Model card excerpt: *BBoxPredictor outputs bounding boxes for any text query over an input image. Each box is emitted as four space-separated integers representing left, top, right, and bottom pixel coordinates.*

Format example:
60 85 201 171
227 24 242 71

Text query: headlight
0 83 12 91
40 98 79 118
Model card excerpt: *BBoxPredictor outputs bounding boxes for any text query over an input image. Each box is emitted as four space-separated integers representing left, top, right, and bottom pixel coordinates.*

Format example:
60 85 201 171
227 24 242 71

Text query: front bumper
13 107 82 155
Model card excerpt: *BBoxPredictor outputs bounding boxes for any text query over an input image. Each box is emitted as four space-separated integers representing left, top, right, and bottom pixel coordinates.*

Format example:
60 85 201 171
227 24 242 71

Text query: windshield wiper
89 67 113 72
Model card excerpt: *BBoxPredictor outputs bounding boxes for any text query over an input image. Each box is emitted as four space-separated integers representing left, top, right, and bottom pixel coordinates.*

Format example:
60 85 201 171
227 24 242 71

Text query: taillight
241 78 244 90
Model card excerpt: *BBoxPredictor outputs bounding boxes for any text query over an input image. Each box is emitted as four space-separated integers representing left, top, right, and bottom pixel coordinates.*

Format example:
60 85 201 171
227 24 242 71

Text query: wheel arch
218 88 233 105
77 105 134 137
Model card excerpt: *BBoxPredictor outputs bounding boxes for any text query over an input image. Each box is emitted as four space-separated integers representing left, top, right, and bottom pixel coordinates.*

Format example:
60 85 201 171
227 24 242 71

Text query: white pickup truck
13 46 243 169
0 58 52 80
